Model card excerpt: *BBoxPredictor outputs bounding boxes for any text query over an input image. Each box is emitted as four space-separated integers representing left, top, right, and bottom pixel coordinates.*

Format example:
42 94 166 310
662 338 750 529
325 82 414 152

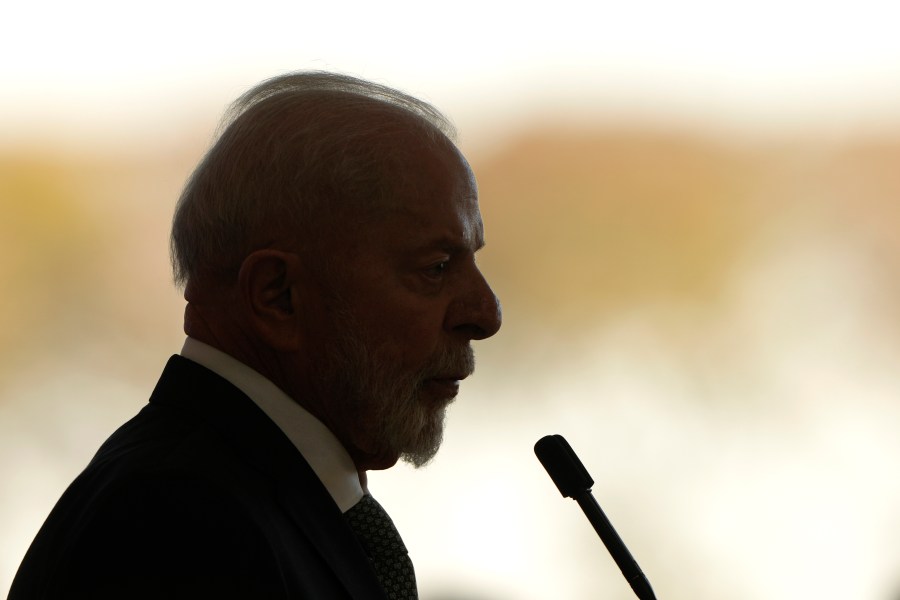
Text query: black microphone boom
535 434 657 600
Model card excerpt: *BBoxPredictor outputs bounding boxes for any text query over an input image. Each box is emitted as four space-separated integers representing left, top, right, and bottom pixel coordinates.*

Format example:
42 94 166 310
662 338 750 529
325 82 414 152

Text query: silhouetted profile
9 71 501 600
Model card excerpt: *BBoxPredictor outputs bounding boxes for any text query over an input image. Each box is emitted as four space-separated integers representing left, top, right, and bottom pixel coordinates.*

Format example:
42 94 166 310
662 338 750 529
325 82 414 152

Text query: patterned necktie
344 494 418 600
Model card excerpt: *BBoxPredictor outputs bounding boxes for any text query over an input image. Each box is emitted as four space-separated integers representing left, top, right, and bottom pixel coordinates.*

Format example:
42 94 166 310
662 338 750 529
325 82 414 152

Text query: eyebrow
411 233 485 255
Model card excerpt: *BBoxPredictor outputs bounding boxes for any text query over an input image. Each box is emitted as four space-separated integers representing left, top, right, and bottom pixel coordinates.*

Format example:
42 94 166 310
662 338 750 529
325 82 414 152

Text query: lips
421 346 474 400
424 376 463 399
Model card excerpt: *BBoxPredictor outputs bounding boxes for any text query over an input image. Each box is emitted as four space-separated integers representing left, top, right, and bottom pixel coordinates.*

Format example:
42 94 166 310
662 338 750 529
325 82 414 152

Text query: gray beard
317 314 474 468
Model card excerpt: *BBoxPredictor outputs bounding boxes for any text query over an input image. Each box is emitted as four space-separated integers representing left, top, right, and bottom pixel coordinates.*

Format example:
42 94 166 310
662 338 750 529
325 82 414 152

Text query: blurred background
2 1 900 598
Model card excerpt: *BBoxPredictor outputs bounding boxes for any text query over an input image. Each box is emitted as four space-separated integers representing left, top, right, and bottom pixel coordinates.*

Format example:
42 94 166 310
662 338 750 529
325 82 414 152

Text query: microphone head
534 434 594 498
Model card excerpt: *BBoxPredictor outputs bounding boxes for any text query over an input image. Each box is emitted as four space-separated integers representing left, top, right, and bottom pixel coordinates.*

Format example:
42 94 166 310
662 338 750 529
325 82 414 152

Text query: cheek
365 310 444 367
342 274 449 362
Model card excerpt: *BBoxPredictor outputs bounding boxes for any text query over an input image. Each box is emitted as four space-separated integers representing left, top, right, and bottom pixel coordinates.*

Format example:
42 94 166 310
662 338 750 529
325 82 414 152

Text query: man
10 72 501 599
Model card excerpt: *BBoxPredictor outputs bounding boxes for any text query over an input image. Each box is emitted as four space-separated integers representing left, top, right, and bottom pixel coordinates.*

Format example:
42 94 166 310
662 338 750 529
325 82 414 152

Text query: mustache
421 344 475 380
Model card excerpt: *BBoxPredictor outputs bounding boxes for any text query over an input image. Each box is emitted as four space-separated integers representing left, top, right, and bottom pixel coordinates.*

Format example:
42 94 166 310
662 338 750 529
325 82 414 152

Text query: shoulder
11 358 344 599
9 461 299 599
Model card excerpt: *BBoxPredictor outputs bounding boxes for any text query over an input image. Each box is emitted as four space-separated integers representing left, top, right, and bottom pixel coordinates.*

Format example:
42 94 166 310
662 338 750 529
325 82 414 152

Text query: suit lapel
151 356 388 600
275 473 387 600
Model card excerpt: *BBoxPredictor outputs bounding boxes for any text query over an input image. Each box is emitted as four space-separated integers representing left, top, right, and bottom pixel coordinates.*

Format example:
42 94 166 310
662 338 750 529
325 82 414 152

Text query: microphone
535 434 657 600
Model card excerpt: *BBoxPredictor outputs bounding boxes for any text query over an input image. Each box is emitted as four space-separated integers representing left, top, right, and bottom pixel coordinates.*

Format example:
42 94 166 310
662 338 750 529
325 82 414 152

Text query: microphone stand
535 434 657 600
571 489 656 600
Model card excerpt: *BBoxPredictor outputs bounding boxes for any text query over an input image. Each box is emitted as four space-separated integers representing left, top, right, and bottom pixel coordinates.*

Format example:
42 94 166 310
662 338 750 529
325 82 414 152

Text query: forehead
376 144 483 245
383 137 474 201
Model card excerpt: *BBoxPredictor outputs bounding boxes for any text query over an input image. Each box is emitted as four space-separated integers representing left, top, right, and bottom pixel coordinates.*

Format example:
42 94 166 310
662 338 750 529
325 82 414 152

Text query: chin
352 392 450 471
400 449 440 469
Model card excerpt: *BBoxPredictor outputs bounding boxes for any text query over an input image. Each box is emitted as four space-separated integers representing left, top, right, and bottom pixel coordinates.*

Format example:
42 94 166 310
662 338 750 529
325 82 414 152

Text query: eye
424 260 449 278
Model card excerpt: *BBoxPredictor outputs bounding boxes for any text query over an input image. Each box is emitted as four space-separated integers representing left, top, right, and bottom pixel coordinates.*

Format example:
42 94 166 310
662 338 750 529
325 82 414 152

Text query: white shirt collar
180 337 365 512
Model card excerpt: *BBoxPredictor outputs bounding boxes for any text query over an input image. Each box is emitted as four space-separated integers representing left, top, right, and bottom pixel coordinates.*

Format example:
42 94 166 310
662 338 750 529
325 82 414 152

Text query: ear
237 249 307 352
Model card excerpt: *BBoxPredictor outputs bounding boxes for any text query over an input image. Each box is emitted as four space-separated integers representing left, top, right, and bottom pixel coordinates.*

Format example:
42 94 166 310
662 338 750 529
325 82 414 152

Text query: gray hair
170 71 458 289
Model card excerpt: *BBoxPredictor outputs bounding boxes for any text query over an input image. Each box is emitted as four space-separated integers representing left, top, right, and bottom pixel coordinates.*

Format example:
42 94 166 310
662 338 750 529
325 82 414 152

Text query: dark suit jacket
9 355 388 599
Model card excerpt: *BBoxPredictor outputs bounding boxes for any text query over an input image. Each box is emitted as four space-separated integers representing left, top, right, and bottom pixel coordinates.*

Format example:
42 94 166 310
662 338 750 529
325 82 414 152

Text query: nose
446 267 502 341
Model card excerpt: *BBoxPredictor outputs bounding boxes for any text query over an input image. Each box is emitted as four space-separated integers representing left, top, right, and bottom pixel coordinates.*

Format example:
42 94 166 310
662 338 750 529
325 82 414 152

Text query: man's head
171 72 501 470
